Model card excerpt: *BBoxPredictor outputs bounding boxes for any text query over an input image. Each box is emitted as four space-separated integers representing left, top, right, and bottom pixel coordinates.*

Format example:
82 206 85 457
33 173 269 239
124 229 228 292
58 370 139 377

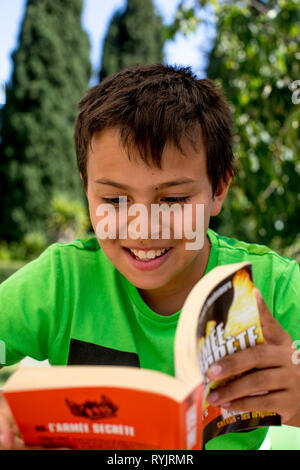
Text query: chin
123 272 170 290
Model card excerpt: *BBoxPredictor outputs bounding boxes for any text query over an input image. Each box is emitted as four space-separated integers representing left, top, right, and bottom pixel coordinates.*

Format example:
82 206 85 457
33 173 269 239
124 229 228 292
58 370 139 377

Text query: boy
0 64 299 450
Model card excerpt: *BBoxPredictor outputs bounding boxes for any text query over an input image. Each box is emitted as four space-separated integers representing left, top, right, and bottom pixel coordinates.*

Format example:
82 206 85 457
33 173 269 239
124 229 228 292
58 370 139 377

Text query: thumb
0 410 15 449
0 392 23 449
255 288 291 345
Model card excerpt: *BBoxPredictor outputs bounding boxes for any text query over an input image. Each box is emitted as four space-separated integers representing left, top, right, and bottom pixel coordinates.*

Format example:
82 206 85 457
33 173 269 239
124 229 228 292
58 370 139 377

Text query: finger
8 436 28 450
0 413 16 449
0 429 15 449
1 414 21 439
206 343 290 381
207 368 291 407
1 435 72 450
219 390 289 421
255 289 291 345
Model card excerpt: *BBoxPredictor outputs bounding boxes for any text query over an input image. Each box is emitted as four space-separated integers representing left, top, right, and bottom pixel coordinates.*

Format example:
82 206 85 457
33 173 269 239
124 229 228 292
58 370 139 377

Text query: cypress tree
100 0 165 81
0 0 91 242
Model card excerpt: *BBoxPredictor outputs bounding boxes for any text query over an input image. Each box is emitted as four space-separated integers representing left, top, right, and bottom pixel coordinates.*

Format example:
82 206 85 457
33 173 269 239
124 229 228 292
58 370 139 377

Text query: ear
210 175 232 217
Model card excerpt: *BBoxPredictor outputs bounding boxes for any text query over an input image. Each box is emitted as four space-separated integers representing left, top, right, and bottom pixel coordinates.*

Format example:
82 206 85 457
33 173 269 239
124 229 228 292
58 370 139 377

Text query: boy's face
85 128 229 292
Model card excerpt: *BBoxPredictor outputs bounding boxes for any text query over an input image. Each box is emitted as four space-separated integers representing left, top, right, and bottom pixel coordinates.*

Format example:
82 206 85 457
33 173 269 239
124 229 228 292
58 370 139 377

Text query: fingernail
221 402 231 408
209 391 219 403
210 364 222 377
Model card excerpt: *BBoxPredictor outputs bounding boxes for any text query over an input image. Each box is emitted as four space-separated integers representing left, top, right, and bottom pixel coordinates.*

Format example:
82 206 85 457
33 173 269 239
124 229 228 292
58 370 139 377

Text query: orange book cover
4 368 203 450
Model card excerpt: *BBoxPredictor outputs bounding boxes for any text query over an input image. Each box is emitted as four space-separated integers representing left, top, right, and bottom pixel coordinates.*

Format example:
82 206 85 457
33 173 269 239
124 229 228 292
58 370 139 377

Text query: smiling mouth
125 247 172 261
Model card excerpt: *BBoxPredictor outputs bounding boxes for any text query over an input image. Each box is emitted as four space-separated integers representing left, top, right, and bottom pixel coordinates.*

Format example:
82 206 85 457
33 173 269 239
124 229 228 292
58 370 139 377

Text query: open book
2 262 280 450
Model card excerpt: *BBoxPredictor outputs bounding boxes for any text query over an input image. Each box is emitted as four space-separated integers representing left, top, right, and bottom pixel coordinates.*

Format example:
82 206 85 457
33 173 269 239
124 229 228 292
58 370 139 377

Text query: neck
138 236 211 316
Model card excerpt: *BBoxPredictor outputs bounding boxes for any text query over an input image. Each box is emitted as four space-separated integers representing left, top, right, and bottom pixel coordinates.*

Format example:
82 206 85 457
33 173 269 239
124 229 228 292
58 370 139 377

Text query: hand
206 289 300 426
0 391 36 449
0 391 70 450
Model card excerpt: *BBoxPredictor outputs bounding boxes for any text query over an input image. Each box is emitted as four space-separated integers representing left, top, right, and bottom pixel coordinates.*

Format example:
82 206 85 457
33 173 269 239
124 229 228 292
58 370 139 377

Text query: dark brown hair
74 63 234 195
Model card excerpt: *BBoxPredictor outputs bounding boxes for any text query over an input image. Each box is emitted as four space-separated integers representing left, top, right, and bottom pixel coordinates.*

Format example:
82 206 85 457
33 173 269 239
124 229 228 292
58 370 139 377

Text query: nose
126 202 156 241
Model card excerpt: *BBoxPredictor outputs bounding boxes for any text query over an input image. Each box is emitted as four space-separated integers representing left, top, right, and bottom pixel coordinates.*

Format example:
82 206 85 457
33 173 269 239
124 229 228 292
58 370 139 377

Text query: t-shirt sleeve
0 245 62 366
273 259 300 341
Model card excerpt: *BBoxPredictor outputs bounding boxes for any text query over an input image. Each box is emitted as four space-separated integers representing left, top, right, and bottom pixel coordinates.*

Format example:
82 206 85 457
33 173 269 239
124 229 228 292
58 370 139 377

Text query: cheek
172 202 210 237
89 202 126 247
86 195 114 239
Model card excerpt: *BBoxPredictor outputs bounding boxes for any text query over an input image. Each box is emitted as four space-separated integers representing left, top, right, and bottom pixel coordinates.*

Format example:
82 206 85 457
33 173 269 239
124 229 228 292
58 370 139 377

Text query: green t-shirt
0 228 299 450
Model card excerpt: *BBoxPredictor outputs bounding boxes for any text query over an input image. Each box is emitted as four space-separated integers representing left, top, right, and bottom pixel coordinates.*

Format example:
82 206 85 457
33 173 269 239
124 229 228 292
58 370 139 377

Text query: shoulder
36 236 102 265
0 236 105 291
207 228 299 317
207 229 300 334
208 228 298 275
50 236 101 256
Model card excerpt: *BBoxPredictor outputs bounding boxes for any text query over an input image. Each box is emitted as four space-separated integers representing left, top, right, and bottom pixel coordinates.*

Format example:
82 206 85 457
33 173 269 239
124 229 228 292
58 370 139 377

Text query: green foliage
167 0 300 260
206 0 300 259
0 262 26 284
0 0 91 242
0 193 92 282
163 2 200 39
100 0 165 80
0 232 47 262
0 194 91 259
46 193 92 243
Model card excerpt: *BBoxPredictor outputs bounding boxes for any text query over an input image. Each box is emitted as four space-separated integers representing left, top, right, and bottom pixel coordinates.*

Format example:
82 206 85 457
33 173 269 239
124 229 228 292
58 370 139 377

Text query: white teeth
129 248 168 261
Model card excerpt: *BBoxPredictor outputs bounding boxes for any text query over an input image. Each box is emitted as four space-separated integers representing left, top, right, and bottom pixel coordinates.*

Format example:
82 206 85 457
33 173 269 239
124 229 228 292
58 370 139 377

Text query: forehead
87 128 207 181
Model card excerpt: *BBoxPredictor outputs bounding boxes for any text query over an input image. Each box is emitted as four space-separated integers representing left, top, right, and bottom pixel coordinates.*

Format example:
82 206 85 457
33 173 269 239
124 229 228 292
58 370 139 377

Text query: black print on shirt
67 339 141 367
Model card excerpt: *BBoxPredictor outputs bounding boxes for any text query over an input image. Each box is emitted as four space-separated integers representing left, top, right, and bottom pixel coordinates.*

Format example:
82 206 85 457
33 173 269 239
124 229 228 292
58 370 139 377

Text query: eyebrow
94 177 197 190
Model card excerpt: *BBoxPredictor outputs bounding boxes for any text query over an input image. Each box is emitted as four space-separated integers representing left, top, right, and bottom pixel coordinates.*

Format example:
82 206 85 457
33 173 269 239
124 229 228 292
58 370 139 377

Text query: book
2 262 281 450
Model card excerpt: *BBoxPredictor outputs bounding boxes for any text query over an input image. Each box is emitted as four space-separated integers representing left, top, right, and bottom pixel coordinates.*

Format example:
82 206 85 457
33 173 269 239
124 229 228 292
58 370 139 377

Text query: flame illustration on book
224 269 264 343
65 394 118 420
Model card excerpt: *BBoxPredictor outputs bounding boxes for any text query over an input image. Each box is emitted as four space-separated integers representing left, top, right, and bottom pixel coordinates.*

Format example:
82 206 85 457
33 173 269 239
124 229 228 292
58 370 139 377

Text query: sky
0 0 215 93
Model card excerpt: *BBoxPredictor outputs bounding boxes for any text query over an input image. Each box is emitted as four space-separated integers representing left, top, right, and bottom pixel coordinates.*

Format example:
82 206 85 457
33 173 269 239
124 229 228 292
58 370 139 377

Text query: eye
101 197 125 206
101 196 191 205
161 196 191 204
